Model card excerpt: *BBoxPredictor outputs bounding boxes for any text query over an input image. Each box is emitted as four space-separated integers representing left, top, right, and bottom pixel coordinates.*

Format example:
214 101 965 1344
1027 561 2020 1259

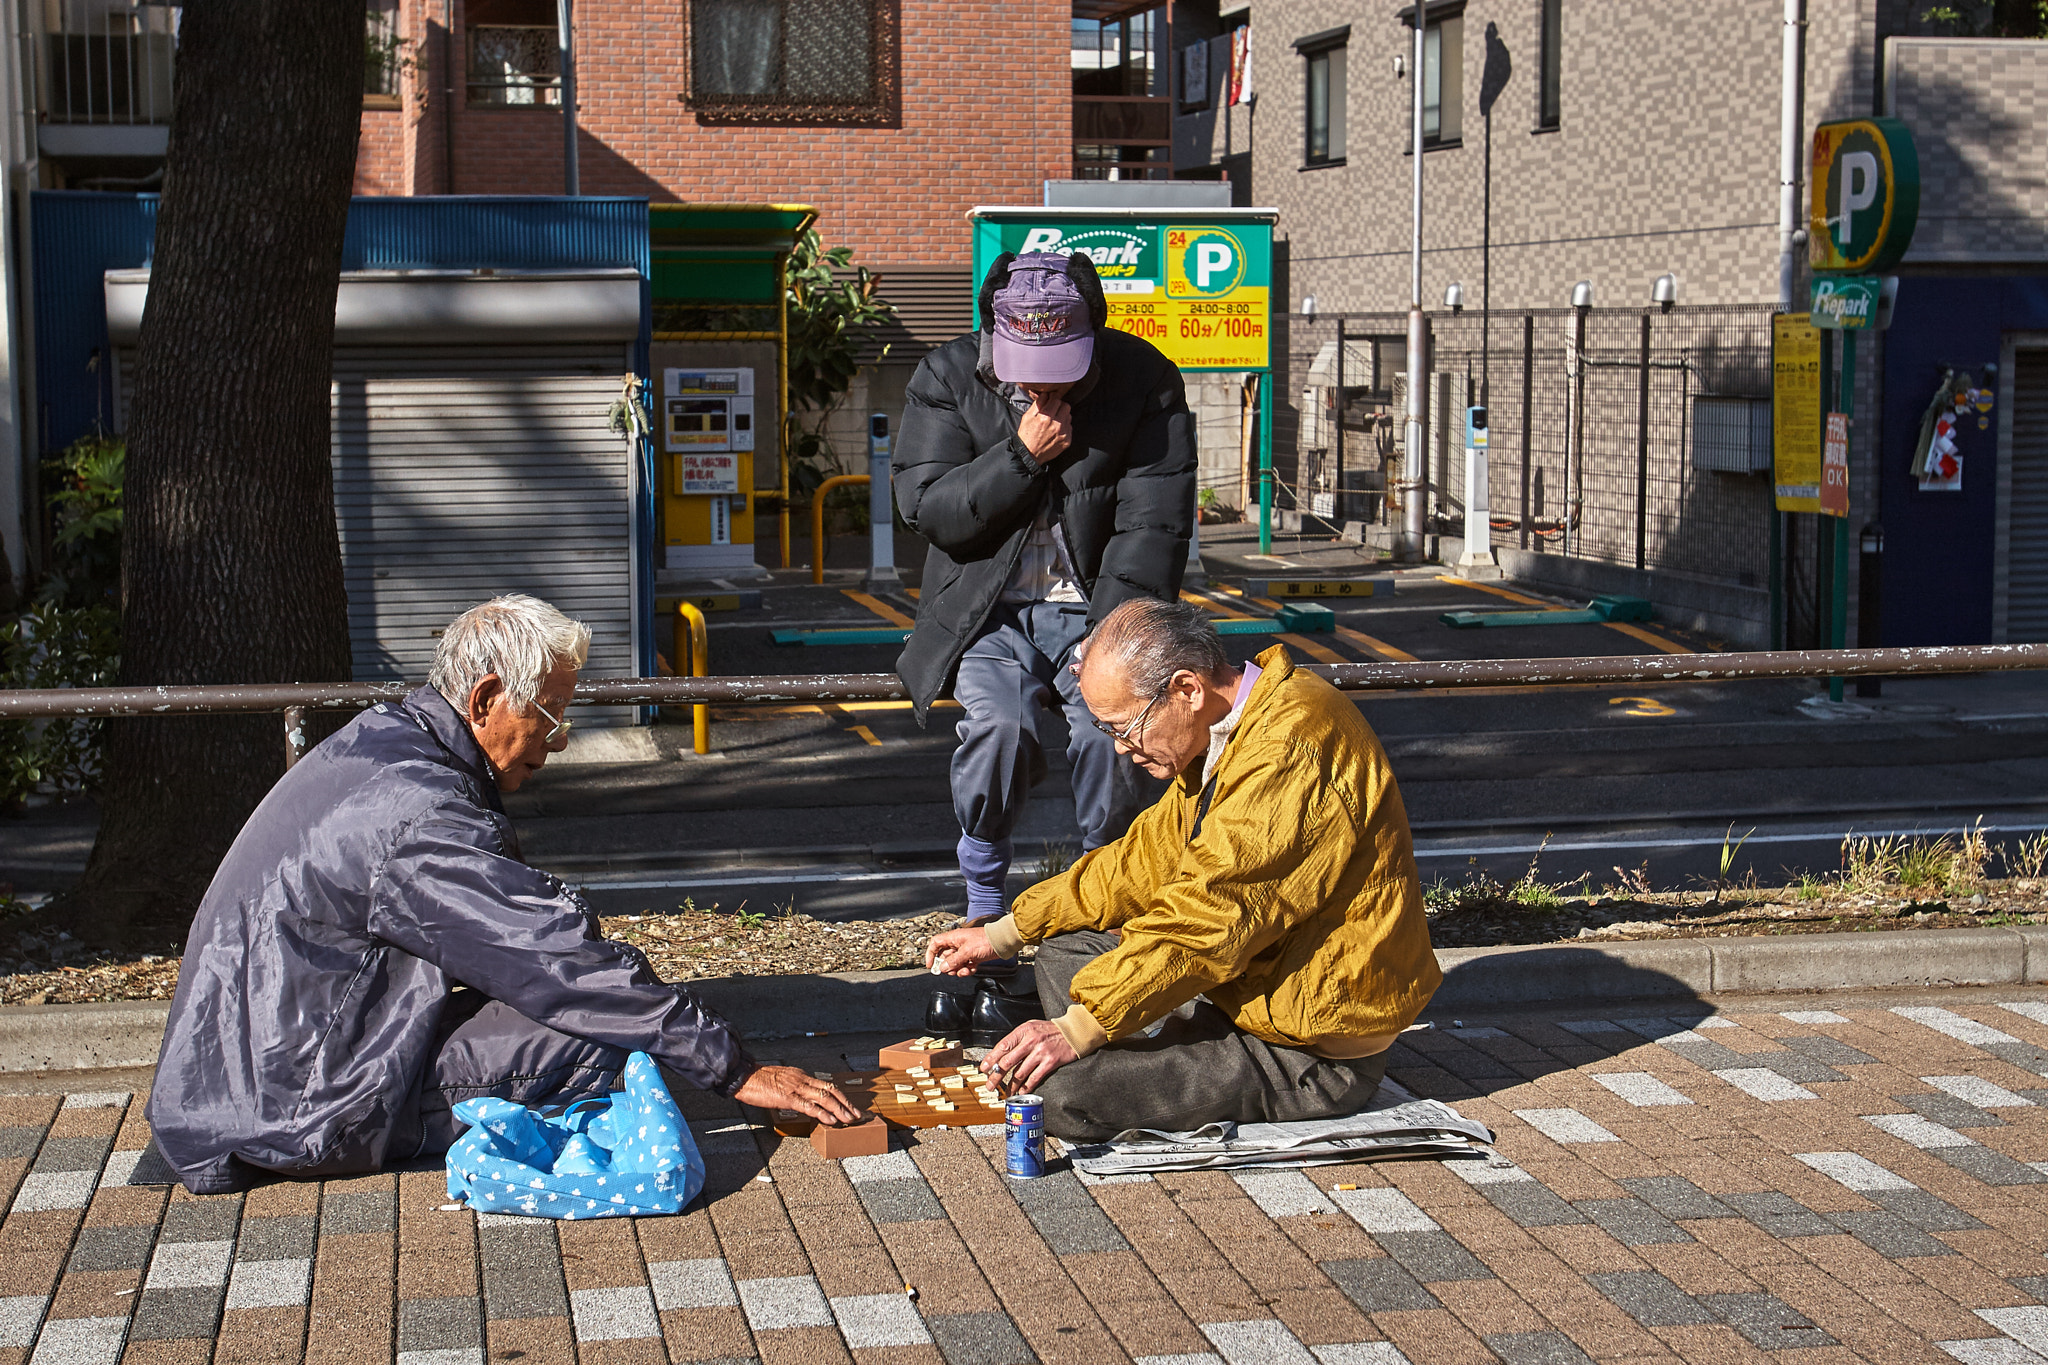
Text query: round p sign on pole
1809 117 1920 275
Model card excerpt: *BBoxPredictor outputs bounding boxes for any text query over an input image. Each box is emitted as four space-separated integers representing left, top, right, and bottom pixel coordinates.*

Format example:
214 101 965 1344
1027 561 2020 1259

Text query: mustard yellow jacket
991 645 1440 1059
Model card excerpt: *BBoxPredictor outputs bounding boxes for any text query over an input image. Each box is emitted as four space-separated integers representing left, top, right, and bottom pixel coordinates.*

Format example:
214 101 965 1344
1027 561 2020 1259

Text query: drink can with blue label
1005 1094 1045 1178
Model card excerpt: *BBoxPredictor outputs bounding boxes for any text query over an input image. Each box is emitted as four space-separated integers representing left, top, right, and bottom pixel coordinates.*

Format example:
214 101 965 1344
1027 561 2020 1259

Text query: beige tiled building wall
1251 0 1886 316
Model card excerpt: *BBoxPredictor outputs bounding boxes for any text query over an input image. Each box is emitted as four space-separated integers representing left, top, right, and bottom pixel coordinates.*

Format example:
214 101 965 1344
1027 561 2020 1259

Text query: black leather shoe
924 986 971 1040
968 982 1046 1048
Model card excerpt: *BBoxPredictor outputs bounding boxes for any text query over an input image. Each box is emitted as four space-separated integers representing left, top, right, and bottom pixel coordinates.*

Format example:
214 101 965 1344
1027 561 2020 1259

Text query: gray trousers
1031 931 1389 1142
407 989 625 1157
952 601 1155 852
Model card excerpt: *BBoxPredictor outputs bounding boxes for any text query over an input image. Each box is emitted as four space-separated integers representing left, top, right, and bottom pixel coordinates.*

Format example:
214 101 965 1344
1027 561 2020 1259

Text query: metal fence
1279 304 1780 593
6 644 2048 769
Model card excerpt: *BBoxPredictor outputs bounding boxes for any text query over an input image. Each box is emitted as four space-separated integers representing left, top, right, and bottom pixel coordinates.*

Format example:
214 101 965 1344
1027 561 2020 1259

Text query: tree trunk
63 1 364 947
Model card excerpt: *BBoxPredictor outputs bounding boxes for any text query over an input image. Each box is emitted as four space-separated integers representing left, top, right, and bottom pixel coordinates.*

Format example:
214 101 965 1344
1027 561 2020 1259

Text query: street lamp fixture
1570 280 1593 309
1443 282 1465 314
1301 294 1318 319
1651 273 1678 313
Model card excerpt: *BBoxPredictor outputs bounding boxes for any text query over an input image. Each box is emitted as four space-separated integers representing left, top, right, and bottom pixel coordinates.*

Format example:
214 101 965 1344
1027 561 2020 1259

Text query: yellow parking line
1603 621 1694 655
1334 625 1418 662
1277 633 1350 665
845 725 884 747
841 589 915 628
1438 575 1557 608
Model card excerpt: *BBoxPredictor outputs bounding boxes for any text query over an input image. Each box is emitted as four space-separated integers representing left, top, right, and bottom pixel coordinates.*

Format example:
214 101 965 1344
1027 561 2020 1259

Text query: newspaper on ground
1067 1078 1495 1175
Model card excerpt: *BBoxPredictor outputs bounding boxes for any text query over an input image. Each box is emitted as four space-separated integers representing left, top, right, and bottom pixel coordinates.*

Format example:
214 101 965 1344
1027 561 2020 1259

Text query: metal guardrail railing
0 644 2041 768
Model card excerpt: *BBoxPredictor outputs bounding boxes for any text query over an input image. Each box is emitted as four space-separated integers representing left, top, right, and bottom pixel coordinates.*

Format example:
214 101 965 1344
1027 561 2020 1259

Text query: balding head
1077 600 1239 781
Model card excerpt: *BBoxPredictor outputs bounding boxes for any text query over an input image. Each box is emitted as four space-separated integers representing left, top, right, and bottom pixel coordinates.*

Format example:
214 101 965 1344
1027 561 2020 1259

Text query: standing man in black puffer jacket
892 250 1196 1036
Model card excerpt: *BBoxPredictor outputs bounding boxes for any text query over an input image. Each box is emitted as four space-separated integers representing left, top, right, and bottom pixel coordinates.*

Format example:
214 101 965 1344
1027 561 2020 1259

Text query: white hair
429 594 590 713
1083 599 1230 698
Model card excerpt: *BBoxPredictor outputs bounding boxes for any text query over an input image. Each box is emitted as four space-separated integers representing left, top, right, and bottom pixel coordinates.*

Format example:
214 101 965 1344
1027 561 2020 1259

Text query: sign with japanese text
972 213 1275 371
1810 118 1920 274
1820 413 1850 517
1772 313 1824 513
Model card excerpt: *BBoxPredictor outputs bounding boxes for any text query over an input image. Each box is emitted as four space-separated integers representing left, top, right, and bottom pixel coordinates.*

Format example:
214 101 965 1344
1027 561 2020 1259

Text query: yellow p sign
1167 227 1246 297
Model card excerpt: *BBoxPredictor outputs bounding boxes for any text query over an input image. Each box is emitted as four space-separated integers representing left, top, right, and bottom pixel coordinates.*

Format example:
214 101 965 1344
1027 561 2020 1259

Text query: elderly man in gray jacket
149 595 856 1194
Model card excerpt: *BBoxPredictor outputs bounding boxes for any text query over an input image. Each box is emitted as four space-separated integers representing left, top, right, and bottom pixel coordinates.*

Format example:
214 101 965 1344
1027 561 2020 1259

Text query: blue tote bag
445 1052 705 1219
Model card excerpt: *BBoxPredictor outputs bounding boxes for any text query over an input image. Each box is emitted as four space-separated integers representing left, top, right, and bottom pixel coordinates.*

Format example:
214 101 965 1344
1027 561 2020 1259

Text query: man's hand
1017 395 1073 466
731 1065 863 1126
984 1019 1079 1095
924 924 1001 977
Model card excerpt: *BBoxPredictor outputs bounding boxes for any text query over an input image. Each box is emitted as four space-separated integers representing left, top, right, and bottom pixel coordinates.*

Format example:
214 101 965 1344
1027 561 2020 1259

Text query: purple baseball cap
991 252 1095 385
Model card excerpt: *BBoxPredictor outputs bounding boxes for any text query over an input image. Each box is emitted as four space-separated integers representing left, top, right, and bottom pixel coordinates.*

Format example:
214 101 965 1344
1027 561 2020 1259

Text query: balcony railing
1073 94 1170 145
34 0 176 126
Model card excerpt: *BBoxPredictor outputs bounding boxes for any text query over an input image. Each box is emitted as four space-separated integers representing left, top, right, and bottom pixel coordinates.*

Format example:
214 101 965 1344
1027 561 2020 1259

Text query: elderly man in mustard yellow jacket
924 598 1440 1140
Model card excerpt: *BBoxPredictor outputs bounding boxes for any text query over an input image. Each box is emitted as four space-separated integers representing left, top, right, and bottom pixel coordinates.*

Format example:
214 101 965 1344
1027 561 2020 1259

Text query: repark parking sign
970 209 1277 372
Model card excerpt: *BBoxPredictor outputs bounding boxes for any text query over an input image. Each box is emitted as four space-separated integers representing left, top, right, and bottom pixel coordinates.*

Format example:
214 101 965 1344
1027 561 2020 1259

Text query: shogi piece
811 1114 890 1160
879 1039 964 1069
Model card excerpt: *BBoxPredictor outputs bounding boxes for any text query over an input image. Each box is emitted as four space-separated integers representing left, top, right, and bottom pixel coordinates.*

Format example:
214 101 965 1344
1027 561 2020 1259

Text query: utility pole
1399 0 1429 561
558 0 579 195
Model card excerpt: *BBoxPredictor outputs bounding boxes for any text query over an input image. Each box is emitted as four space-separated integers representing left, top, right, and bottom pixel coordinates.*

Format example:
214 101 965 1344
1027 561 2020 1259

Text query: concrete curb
2 926 2043 1071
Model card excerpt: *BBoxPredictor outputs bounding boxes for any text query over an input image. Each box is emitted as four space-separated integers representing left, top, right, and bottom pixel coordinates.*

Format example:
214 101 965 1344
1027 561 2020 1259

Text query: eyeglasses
533 700 573 745
1091 681 1171 746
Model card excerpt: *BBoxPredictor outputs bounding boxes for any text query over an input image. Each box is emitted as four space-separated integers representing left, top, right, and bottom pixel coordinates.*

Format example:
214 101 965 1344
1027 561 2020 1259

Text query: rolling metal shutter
331 344 636 722
2011 349 2048 643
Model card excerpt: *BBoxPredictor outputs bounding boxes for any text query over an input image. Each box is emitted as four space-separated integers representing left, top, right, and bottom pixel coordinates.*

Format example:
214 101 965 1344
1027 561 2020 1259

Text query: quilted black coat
892 252 1197 722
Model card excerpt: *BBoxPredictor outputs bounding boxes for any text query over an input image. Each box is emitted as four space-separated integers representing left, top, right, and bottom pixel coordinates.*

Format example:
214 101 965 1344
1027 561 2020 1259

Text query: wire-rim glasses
1091 680 1171 746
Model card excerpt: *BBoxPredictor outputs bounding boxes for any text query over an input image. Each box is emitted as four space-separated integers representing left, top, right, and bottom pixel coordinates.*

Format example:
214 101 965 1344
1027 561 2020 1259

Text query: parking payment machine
649 203 814 579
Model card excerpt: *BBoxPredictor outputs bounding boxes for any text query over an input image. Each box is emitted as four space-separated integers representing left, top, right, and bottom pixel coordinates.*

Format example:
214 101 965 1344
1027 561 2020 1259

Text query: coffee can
1004 1094 1045 1178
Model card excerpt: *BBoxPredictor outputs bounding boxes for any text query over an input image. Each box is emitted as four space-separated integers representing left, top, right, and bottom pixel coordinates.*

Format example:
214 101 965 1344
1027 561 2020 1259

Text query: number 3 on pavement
1609 696 1676 718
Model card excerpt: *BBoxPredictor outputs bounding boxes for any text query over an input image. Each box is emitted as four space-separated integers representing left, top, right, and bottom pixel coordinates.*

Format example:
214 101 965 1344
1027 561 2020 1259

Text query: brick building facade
355 0 1071 272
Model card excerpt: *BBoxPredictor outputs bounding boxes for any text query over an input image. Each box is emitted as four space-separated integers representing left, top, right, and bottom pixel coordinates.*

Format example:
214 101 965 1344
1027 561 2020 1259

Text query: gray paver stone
159 1200 242 1243
1321 1258 1439 1313
1870 1188 1987 1232
65 1224 156 1273
1701 1292 1837 1350
397 1296 484 1352
0 1127 45 1160
1484 1332 1596 1365
1935 1145 2048 1186
856 1176 947 1224
1898 1093 2007 1129
1824 1210 1958 1258
1576 1198 1693 1246
1373 1230 1494 1283
1719 1191 1837 1239
1475 1181 1588 1228
31 1136 110 1173
927 1309 1038 1365
128 1286 225 1342
1586 1270 1716 1327
483 1267 568 1321
320 1189 395 1234
236 1215 317 1261
1620 1176 1736 1221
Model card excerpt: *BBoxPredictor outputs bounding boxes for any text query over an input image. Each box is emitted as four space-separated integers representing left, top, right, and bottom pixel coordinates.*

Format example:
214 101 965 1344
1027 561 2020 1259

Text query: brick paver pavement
1 992 2046 1364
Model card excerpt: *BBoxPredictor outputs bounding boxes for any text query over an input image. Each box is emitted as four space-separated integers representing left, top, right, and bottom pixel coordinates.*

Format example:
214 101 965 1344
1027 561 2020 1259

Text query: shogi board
770 1066 1008 1136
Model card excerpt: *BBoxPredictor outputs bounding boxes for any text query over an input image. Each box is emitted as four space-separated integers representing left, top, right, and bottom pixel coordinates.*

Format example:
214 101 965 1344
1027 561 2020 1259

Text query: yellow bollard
673 600 710 755
810 473 871 585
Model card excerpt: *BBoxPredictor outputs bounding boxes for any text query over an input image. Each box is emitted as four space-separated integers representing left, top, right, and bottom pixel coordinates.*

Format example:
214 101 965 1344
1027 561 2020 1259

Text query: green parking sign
1809 118 1919 274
